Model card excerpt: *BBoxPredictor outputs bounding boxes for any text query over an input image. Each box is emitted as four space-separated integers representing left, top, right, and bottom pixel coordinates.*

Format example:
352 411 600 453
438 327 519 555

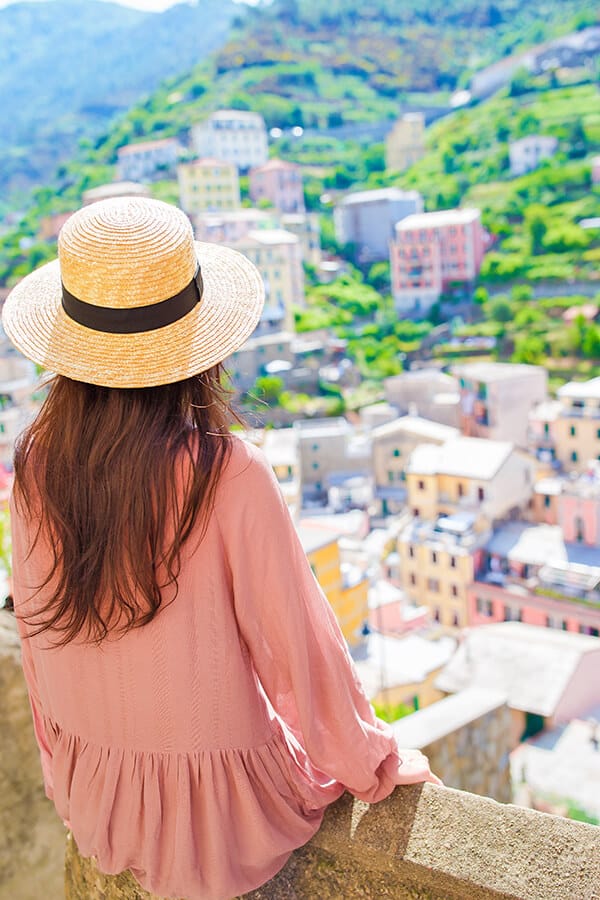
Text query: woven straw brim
2 242 265 388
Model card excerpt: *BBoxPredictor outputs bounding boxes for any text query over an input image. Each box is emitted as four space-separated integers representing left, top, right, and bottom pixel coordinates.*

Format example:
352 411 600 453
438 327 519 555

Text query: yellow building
554 378 600 471
385 112 426 172
177 158 240 215
398 436 534 630
299 525 368 647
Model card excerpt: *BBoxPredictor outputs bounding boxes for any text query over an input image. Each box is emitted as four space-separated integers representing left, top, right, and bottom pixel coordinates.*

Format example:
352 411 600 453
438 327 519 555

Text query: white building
227 229 304 335
509 135 558 176
116 138 181 182
194 208 276 243
334 187 423 262
192 110 268 171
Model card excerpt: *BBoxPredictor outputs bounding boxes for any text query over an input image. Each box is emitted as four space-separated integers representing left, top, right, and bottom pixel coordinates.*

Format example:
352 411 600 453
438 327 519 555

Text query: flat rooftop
558 376 600 401
372 415 459 442
392 687 508 749
453 362 545 383
395 207 480 231
408 437 513 480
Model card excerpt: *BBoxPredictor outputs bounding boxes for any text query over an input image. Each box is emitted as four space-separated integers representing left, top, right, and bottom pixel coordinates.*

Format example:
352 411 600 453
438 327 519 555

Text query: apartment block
334 187 423 262
227 229 304 335
116 138 180 182
405 436 534 527
249 158 305 213
530 377 600 472
280 213 321 267
298 523 369 647
509 135 558 176
371 416 459 517
390 208 486 314
532 464 600 547
83 181 151 205
227 331 294 393
194 208 276 243
192 110 268 171
177 158 240 215
454 362 548 448
384 369 461 428
469 522 600 637
385 112 426 172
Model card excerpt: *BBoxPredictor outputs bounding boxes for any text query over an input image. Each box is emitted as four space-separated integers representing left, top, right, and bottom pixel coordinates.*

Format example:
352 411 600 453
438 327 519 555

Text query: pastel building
531 464 600 547
390 208 486 313
453 362 548 448
227 229 305 335
227 331 294 394
298 523 369 647
404 436 534 527
468 521 600 637
437 623 600 745
294 418 371 504
82 182 151 205
194 208 276 243
384 369 461 429
334 188 423 262
249 159 305 213
280 213 321 267
509 135 558 176
529 377 600 471
192 110 268 171
116 138 180 182
0 355 41 466
385 112 426 172
177 158 240 215
371 416 459 517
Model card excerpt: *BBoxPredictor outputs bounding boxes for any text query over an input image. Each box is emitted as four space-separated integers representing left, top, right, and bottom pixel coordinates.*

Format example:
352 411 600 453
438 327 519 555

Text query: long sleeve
9 493 54 800
216 442 403 803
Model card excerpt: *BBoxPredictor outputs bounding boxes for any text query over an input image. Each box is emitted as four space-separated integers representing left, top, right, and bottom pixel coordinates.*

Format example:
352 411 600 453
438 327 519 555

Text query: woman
3 198 439 900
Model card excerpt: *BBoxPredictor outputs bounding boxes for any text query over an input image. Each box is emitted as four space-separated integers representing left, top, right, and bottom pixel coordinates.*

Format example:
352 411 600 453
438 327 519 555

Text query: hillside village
1 0 600 831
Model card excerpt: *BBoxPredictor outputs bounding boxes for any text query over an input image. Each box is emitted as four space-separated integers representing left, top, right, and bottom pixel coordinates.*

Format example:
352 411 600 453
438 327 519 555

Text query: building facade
530 378 600 472
334 188 423 262
192 110 268 171
249 159 305 213
390 208 486 313
385 112 426 172
194 208 276 243
116 138 180 182
177 158 240 215
227 229 305 335
509 135 558 176
454 362 548 448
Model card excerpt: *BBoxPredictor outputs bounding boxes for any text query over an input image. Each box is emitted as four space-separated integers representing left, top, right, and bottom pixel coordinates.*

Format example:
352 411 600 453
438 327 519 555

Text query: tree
512 334 545 365
525 206 548 256
253 375 284 402
489 296 513 323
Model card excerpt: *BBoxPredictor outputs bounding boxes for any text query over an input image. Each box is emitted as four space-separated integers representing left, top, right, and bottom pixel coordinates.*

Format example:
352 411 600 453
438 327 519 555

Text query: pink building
390 208 486 314
468 521 600 637
249 159 305 214
533 464 600 547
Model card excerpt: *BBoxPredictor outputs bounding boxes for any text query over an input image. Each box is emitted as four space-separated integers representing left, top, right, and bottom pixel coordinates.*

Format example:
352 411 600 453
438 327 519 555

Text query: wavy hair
13 367 236 646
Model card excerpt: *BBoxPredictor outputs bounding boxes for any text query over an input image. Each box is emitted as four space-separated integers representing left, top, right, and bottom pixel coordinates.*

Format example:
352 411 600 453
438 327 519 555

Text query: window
451 585 458 597
431 551 438 564
597 428 600 440
478 487 485 502
427 578 439 592
312 443 319 451
418 480 425 490
544 495 551 508
543 422 549 435
312 462 319 470
413 508 420 518
450 556 456 569
408 545 415 558
458 483 465 497
452 613 460 628
571 451 578 463
393 448 401 457
433 608 440 623
570 426 576 437
410 573 416 586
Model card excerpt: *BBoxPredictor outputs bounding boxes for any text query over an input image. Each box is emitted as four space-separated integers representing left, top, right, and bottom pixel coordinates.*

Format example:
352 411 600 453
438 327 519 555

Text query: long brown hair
13 367 236 646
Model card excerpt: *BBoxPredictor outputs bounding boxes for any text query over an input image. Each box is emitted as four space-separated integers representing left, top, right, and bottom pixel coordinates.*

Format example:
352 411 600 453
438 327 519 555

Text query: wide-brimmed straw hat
1 197 265 388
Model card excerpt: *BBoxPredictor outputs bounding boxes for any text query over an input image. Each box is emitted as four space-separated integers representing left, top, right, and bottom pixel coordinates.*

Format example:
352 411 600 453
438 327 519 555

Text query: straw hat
1 197 265 388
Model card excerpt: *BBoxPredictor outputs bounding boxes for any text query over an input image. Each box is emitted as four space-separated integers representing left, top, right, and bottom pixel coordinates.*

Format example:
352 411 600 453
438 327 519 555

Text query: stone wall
392 687 513 802
0 611 66 900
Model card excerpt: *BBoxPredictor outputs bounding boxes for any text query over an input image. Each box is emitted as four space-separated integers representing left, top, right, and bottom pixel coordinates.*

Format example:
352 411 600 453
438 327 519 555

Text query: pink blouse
12 437 407 900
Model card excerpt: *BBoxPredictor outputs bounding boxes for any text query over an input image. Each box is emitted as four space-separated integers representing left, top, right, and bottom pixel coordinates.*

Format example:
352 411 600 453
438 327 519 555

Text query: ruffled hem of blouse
45 717 343 900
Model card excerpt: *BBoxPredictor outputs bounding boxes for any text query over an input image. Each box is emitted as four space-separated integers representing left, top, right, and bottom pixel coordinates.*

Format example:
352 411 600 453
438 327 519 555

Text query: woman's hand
394 749 443 786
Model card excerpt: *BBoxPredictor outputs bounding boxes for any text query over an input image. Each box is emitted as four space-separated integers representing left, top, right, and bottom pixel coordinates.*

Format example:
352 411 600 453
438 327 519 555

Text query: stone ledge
64 781 600 900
